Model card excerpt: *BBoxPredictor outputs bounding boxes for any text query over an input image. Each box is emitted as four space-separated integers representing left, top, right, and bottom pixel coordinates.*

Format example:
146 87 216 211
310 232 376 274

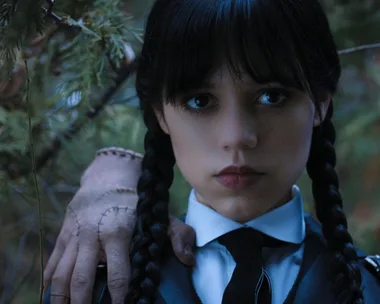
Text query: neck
195 188 293 223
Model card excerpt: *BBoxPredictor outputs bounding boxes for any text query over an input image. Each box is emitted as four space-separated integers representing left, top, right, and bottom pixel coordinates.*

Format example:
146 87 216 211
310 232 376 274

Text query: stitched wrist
80 147 143 188
95 146 144 160
93 187 137 203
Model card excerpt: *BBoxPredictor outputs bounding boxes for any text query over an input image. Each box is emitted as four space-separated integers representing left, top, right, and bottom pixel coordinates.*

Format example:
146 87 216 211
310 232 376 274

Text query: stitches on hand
95 147 144 160
66 205 80 237
95 188 137 244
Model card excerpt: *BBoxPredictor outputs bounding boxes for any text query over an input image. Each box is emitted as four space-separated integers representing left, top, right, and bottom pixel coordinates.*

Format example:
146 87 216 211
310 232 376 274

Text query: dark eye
186 95 212 110
257 89 290 106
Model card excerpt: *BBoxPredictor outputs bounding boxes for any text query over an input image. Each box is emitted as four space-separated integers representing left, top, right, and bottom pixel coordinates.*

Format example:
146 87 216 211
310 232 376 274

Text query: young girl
45 0 380 303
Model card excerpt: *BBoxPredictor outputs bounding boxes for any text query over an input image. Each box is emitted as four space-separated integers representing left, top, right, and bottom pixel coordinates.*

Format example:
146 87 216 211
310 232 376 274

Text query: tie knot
218 228 264 262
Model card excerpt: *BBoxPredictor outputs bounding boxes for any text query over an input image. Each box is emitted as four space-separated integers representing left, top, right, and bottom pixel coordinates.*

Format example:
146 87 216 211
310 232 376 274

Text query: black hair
126 0 364 303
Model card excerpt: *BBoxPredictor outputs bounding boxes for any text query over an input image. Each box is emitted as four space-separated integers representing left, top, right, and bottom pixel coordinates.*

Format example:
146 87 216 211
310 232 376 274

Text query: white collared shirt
185 185 306 304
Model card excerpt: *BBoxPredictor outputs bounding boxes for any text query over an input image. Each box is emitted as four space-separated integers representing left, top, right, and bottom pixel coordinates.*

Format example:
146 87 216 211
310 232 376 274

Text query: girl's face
156 64 329 222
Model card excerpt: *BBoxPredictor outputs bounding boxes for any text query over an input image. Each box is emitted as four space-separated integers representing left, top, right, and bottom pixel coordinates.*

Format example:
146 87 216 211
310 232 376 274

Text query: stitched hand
43 147 195 304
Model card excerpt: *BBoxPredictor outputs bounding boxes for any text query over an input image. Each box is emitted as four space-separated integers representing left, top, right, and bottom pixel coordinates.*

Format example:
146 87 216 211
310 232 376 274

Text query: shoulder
158 250 200 304
304 214 380 299
358 254 380 300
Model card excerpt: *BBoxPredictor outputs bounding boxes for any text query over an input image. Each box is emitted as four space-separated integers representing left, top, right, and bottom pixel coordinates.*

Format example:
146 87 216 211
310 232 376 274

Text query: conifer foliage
0 1 146 302
0 0 143 180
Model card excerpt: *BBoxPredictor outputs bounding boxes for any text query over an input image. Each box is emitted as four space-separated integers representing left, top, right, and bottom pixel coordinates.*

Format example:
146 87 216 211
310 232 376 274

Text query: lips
214 165 264 190
216 165 262 176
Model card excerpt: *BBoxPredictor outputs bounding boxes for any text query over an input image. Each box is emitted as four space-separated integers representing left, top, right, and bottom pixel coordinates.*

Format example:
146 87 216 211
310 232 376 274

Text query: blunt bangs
140 0 340 107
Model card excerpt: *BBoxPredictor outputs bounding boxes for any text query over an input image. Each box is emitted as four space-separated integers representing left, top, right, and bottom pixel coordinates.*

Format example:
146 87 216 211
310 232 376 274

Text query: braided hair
125 0 365 303
126 105 176 303
307 103 363 303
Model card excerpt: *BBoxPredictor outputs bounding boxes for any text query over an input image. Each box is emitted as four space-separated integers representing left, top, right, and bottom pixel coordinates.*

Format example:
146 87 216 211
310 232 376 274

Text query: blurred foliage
0 0 379 303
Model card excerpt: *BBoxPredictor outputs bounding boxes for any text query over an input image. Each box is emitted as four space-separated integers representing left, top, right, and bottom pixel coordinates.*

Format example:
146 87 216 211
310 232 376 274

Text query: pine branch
8 56 139 180
1 0 136 83
2 0 139 180
40 0 121 74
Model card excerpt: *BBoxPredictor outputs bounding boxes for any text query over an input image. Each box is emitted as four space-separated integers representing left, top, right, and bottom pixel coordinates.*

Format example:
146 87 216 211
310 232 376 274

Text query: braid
306 102 364 304
126 108 176 304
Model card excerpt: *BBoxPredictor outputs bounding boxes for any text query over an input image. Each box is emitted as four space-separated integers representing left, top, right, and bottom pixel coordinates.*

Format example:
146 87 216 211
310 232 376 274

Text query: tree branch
3 0 137 180
338 42 380 55
8 56 139 180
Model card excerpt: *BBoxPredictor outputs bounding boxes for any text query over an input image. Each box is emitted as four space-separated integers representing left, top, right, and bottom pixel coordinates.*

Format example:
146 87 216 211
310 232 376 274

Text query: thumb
168 215 196 266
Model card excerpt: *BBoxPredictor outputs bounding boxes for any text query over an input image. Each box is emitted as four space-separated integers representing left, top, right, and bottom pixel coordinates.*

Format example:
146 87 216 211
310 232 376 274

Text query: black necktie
218 227 286 304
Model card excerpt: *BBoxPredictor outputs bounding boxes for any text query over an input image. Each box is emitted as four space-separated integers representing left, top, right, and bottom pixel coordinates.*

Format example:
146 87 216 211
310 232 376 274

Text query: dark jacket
43 214 380 303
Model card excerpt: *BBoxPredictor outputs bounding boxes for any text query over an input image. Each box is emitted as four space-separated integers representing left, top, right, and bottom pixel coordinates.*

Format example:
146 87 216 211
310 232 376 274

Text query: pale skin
44 64 330 303
156 64 329 222
44 149 195 304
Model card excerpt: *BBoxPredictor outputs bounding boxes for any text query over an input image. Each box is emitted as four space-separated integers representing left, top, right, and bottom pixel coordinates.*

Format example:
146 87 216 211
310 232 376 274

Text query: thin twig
41 0 62 25
338 42 380 55
24 59 44 304
46 0 55 16
41 7 63 24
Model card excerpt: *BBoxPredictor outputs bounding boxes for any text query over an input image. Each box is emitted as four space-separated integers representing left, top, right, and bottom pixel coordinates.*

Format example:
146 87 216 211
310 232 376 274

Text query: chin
215 197 266 223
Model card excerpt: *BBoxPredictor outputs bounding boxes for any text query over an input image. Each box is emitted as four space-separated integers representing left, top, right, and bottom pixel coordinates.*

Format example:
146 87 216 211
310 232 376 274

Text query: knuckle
71 273 89 290
107 275 128 291
51 273 68 286
172 224 191 237
183 225 195 235
170 231 181 244
60 233 70 246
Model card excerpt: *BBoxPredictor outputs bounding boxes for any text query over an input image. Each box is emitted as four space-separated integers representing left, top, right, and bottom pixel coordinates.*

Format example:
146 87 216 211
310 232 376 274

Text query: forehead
202 65 259 88
202 64 278 92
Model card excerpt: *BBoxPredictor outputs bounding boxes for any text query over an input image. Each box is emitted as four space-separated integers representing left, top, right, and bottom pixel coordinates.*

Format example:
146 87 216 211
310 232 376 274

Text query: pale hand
43 148 196 304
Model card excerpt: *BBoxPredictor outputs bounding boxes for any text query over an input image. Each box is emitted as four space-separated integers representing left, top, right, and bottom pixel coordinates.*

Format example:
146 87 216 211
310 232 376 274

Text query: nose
218 106 258 152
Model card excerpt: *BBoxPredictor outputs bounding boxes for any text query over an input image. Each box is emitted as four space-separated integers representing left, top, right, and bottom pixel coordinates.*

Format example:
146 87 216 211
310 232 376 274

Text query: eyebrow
198 79 217 89
196 79 285 91
176 80 217 96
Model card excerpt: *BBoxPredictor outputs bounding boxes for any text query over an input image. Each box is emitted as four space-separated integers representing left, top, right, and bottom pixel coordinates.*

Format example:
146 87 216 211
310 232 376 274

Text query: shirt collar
185 185 305 247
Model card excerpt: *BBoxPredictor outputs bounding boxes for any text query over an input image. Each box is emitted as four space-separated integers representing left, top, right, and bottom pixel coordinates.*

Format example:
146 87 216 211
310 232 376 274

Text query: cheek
263 102 314 178
167 119 205 159
163 110 211 187
170 131 209 191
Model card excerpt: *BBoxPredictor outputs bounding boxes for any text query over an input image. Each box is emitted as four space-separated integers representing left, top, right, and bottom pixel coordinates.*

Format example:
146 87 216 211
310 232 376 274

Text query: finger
44 235 67 288
50 238 78 304
70 239 100 304
168 216 196 266
104 239 131 304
